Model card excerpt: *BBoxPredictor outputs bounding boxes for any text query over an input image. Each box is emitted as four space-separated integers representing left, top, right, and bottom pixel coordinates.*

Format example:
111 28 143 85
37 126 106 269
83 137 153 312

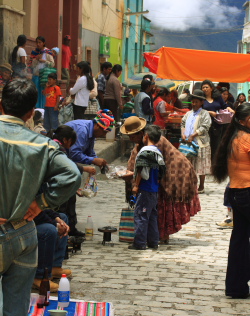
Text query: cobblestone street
59 168 249 316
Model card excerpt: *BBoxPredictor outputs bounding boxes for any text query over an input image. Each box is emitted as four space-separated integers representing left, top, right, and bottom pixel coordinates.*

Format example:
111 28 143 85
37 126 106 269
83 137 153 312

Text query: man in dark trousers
0 79 81 316
97 62 112 109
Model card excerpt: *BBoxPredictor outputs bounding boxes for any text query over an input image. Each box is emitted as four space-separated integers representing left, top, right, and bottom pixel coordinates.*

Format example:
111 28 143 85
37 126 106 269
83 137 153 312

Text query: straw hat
120 116 147 135
0 63 13 73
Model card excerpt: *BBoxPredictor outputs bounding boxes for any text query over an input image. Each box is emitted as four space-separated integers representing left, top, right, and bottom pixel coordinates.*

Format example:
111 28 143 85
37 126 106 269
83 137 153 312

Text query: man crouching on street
0 79 81 316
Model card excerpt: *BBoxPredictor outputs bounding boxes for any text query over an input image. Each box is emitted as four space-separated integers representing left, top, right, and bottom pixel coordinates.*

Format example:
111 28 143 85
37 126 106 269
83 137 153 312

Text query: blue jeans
0 221 37 316
134 191 159 247
226 187 250 297
35 213 68 279
32 75 46 109
44 106 59 132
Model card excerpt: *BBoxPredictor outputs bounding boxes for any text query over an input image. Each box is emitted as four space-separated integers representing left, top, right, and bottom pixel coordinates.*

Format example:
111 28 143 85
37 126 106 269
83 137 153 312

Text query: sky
143 0 244 31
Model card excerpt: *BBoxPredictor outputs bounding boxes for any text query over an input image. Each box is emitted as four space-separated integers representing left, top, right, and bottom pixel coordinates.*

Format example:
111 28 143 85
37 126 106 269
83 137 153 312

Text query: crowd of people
1 33 250 314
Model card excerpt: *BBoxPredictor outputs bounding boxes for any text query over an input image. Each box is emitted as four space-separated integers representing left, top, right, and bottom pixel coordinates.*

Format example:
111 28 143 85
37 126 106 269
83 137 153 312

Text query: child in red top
43 72 61 131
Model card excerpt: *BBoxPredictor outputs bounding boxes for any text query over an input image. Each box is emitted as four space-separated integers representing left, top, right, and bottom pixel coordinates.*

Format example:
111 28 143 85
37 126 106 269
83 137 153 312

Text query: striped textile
119 208 135 242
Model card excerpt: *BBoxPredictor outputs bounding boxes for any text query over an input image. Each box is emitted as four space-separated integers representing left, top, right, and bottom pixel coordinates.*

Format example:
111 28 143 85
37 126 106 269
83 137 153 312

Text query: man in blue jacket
66 109 115 167
0 79 81 316
63 109 115 236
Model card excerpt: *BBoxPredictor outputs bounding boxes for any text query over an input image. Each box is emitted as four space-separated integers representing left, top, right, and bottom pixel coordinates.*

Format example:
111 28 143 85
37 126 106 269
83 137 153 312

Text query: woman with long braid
213 103 250 299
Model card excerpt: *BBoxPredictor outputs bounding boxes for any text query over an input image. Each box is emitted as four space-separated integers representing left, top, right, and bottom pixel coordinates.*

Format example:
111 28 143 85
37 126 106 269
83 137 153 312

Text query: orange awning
143 47 250 83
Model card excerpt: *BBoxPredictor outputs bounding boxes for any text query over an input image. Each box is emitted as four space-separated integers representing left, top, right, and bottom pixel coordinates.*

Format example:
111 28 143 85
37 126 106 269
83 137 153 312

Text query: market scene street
61 153 247 316
1 0 250 316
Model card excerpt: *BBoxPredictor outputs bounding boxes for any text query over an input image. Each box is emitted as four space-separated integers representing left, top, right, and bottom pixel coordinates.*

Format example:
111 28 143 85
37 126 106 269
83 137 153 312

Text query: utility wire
156 27 243 37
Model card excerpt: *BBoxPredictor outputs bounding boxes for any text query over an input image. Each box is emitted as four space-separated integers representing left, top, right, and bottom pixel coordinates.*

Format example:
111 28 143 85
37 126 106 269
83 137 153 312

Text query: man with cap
134 78 155 124
65 109 115 167
62 110 115 235
62 35 72 91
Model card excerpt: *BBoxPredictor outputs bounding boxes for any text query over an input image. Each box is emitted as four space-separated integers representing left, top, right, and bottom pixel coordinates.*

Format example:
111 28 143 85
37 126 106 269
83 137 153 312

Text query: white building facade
237 1 250 98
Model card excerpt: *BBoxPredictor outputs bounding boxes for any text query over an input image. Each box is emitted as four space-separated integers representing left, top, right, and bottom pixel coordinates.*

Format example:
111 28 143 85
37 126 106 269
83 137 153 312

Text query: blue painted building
122 0 154 81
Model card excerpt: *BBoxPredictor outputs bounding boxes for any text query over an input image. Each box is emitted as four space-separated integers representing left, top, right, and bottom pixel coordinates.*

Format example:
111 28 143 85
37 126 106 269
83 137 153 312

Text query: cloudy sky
143 0 243 31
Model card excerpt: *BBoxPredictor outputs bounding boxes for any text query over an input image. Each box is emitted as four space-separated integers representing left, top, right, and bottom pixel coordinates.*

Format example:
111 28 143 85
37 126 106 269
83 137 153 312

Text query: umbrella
122 72 175 90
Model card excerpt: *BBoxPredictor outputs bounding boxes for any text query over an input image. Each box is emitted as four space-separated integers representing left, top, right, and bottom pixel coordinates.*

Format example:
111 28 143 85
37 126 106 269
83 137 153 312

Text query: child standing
44 72 61 131
128 125 166 250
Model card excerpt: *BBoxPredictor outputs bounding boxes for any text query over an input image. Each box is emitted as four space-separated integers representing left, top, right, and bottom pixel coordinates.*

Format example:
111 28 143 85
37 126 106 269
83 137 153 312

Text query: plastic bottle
39 267 50 307
85 216 94 240
58 274 70 308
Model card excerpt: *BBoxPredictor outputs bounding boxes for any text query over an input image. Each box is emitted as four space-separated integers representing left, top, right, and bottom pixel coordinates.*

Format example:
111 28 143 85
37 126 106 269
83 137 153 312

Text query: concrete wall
238 2 250 99
108 37 122 67
0 2 25 63
82 0 123 40
0 0 23 11
23 0 38 39
122 0 142 81
121 0 153 81
82 28 100 76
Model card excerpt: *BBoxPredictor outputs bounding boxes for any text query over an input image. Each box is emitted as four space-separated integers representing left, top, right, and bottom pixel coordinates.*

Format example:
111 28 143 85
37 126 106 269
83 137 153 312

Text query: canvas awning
143 47 250 83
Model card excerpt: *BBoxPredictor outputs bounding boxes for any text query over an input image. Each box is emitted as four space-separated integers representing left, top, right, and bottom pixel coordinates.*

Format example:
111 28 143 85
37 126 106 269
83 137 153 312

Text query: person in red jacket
153 88 172 128
62 35 72 91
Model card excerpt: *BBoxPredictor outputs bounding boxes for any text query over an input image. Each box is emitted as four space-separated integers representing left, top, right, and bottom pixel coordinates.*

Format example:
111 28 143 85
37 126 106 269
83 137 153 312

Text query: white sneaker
216 216 233 228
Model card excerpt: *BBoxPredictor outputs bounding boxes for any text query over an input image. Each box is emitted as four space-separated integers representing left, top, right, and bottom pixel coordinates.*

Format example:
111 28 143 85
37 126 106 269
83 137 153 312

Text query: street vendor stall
143 47 250 110
164 110 189 148
143 47 250 147
143 47 250 83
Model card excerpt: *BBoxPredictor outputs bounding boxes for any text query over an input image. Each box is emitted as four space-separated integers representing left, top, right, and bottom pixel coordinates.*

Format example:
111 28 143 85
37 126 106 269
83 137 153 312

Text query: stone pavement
57 163 250 316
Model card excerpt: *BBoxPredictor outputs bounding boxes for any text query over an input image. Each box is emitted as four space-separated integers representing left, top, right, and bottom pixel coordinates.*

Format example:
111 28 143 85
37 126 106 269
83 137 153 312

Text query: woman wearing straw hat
120 116 201 244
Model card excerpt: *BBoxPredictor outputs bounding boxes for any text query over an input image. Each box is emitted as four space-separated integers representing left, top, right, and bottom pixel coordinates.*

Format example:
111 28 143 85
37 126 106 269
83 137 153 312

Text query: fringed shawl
128 136 198 202
27 48 53 68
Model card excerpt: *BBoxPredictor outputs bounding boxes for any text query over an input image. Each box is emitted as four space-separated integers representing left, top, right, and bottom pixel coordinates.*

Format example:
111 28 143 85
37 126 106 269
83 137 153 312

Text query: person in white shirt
11 34 27 78
70 61 94 119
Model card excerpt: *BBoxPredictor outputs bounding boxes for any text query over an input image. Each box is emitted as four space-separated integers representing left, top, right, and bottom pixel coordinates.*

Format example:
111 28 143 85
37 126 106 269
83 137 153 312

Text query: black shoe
148 244 158 250
128 244 146 250
68 228 85 237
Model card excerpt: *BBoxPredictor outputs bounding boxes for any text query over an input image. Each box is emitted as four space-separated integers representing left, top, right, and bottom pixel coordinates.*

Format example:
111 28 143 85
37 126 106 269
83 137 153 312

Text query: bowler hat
0 63 13 73
190 89 206 100
120 116 147 135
